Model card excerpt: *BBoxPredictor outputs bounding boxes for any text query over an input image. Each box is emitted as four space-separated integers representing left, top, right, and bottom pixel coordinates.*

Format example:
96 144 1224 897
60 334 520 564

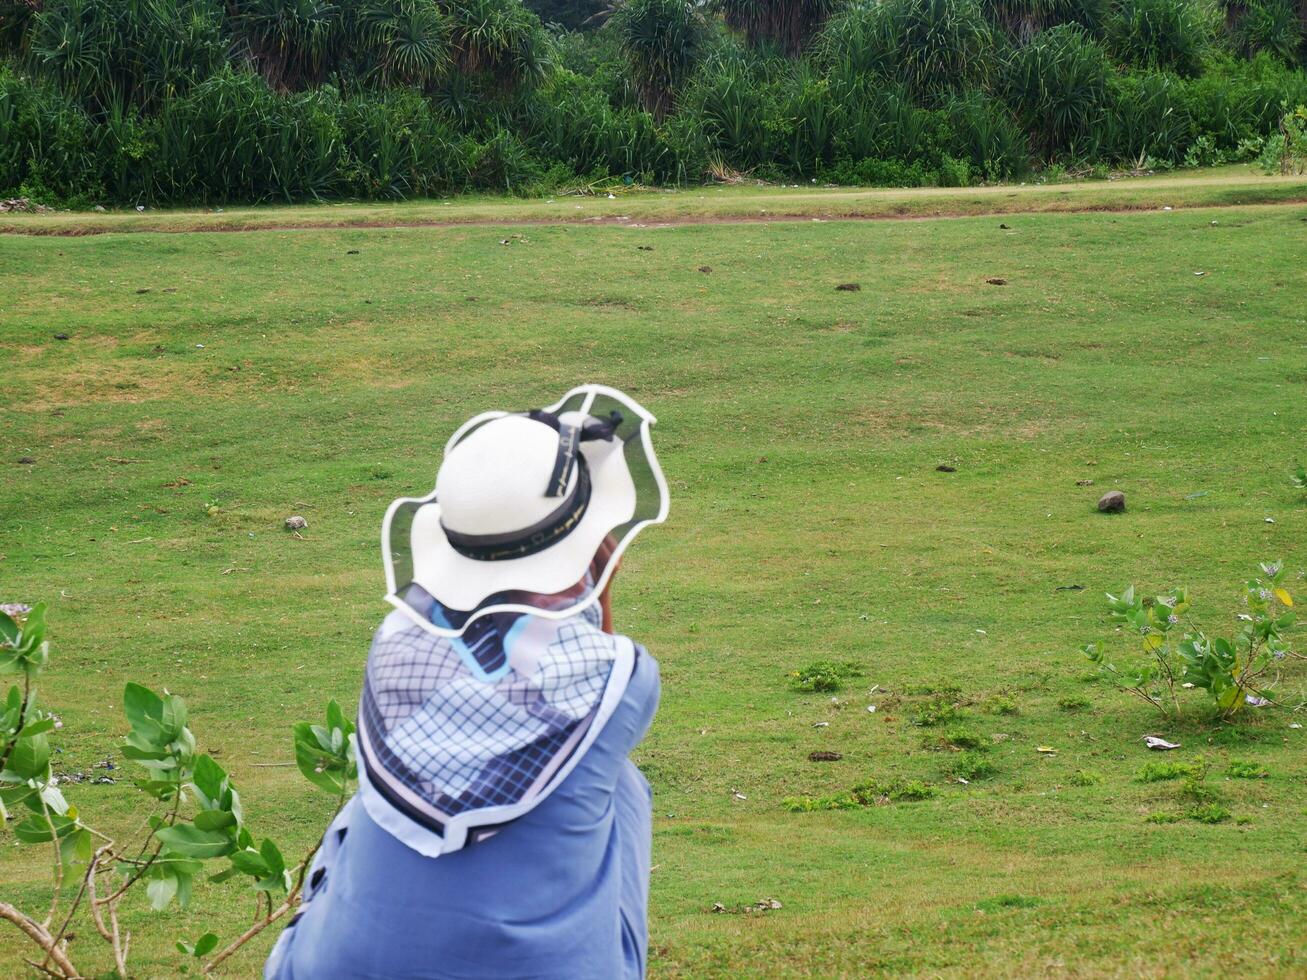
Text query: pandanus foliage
446 0 552 87
27 0 227 113
611 0 704 120
1106 0 1220 75
361 1 454 87
716 0 841 56
1 0 39 57
226 0 354 91
818 0 1001 105
1235 0 1303 62
1004 24 1112 158
981 0 1108 42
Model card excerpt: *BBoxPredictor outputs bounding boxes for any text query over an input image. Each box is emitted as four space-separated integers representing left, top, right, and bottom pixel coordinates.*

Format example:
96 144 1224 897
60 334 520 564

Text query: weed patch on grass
1069 770 1103 787
1189 803 1233 824
949 752 999 782
790 660 865 693
912 697 961 727
1057 695 1090 711
1146 811 1185 824
783 776 937 812
1179 777 1220 805
1227 760 1269 779
1138 758 1208 783
984 695 1020 716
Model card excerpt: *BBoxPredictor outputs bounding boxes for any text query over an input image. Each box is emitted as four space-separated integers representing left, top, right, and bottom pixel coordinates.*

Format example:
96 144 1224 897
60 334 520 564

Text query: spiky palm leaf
360 0 452 86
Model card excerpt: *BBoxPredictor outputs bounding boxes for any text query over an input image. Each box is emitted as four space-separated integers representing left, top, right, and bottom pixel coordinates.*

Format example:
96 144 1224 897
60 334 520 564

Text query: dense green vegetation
2 186 1305 975
1 0 1306 204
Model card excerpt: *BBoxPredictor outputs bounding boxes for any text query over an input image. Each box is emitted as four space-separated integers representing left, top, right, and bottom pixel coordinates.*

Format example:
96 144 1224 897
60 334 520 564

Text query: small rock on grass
835 283 861 292
1097 490 1126 513
935 464 957 473
17 457 35 465
986 277 1007 286
698 265 712 274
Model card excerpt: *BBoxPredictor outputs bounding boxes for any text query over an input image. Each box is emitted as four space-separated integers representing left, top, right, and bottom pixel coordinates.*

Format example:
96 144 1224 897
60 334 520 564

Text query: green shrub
1081 561 1300 721
982 0 1109 40
1227 759 1269 779
1182 54 1307 152
888 779 936 801
1005 25 1112 158
984 694 1021 715
1235 0 1303 64
1106 0 1218 76
790 659 865 692
1138 758 1207 782
1104 70 1192 164
27 0 226 113
1145 810 1184 823
612 0 704 120
1188 802 1232 823
1069 769 1103 786
828 0 1001 105
950 751 999 780
946 89 1029 179
0 67 103 203
1179 775 1219 803
912 696 960 726
1057 694 1090 711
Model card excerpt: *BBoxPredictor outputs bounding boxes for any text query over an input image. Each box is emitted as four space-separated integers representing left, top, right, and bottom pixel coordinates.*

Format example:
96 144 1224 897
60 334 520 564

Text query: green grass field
3 171 1307 977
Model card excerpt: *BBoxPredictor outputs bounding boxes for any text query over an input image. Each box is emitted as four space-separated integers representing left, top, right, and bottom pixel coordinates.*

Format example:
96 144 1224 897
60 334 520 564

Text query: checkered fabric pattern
361 601 615 820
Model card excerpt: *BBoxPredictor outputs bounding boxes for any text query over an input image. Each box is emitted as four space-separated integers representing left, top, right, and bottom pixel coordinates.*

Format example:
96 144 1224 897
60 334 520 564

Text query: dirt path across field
3 165 1305 237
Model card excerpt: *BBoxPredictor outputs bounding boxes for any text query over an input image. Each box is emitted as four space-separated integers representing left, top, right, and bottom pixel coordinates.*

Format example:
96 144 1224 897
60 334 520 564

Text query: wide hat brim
381 384 668 638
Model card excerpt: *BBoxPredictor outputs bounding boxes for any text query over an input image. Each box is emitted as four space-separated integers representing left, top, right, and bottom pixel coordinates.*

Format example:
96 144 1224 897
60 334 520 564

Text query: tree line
1 0 1304 204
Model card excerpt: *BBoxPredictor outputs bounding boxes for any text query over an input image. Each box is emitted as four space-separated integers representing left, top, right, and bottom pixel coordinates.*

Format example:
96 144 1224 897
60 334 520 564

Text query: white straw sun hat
381 384 669 638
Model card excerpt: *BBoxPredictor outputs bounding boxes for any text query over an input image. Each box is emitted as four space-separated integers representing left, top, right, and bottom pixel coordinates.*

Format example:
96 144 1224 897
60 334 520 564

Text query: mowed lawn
2 188 1306 977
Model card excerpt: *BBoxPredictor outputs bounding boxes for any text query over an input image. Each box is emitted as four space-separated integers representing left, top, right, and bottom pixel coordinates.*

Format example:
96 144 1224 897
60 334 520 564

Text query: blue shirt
268 646 660 980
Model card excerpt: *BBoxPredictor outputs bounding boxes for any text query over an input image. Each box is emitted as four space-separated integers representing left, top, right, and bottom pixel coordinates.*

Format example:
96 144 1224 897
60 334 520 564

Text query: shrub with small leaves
912 696 959 727
1227 759 1269 779
1188 802 1232 824
1179 775 1219 804
984 695 1020 716
1138 758 1208 782
1069 769 1102 787
949 751 998 781
1080 561 1299 721
1057 694 1090 711
1145 810 1184 824
790 659 865 693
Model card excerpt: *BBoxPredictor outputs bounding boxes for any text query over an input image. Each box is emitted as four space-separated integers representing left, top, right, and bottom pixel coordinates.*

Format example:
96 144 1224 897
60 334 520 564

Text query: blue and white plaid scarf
355 585 634 856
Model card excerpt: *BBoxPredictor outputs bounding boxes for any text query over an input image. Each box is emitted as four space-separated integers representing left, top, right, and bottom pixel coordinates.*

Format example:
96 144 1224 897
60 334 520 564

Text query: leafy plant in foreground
1080 562 1300 720
0 602 356 978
